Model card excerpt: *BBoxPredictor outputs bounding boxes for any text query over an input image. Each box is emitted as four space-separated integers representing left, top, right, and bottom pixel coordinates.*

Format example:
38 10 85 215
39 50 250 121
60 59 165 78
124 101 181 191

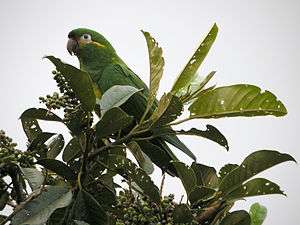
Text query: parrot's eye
80 34 92 41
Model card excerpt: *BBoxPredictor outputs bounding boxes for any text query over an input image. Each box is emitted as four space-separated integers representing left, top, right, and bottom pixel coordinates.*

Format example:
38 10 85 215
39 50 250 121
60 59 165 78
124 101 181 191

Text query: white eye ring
80 34 92 41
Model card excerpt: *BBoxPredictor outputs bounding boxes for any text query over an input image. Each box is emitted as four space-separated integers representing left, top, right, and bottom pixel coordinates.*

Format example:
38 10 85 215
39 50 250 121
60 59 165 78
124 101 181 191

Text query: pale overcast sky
0 0 299 224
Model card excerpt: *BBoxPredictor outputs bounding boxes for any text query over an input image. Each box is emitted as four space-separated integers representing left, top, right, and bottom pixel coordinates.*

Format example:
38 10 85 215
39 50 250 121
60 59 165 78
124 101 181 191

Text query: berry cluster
113 191 197 225
0 130 34 167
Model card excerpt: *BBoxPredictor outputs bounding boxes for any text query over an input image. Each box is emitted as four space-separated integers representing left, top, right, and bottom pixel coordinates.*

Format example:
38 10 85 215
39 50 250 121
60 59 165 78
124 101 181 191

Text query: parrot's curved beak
67 38 79 55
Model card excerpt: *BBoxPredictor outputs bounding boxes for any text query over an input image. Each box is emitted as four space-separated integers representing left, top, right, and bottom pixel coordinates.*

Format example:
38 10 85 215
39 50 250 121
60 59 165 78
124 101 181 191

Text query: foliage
0 24 295 225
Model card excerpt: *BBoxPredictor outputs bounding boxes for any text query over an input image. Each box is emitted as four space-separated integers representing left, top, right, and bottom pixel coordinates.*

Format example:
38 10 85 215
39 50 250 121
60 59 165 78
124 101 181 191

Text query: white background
0 0 299 224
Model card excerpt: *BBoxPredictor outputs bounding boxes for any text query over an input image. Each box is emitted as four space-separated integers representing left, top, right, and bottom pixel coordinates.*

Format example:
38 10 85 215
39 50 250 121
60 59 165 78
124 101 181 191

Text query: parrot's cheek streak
67 38 80 55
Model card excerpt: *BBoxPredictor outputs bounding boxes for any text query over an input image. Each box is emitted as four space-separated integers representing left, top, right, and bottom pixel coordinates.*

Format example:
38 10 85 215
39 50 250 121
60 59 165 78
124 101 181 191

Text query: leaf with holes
225 178 285 201
189 84 287 118
188 186 216 205
219 164 239 180
47 134 64 159
20 108 63 122
142 30 164 110
98 85 141 114
62 137 83 162
249 203 267 225
11 186 72 225
107 154 160 203
21 118 42 141
219 150 296 196
45 56 96 111
172 23 218 95
191 162 219 188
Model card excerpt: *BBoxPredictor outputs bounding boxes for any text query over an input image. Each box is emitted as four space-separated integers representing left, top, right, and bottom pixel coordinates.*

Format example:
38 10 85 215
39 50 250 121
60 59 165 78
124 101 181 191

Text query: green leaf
45 56 96 111
225 178 285 201
172 161 197 195
220 210 251 225
20 167 44 191
191 162 219 188
74 220 90 225
95 107 133 138
47 134 65 159
127 141 154 174
11 185 72 225
219 150 296 195
28 132 56 151
20 108 63 122
37 159 77 181
249 203 267 225
21 118 42 141
219 164 239 180
0 190 9 210
142 30 164 109
150 93 183 126
71 190 107 225
172 23 218 94
107 154 160 203
98 85 141 114
189 84 287 118
173 204 194 223
176 125 229 151
62 136 83 162
188 186 216 205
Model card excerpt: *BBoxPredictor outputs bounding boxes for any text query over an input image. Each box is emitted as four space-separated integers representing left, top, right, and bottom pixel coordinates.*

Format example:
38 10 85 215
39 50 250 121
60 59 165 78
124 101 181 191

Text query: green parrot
67 28 194 175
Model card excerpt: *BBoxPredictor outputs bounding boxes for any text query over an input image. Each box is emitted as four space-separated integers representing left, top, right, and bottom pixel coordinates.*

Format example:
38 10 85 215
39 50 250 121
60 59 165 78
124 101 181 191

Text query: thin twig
159 173 166 198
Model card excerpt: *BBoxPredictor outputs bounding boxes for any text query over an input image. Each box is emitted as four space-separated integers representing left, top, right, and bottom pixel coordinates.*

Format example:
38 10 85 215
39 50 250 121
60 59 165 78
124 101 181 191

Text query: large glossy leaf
21 118 42 141
20 167 44 191
62 136 83 162
107 154 160 203
95 107 133 138
45 56 96 111
37 159 77 181
191 162 219 188
11 186 72 225
127 141 154 174
71 190 107 225
249 203 267 225
173 204 194 223
225 178 285 201
98 85 141 114
172 23 218 94
172 161 197 195
142 30 164 109
220 210 251 225
219 150 295 195
188 186 216 205
150 93 183 126
189 84 287 118
20 108 63 122
47 134 65 159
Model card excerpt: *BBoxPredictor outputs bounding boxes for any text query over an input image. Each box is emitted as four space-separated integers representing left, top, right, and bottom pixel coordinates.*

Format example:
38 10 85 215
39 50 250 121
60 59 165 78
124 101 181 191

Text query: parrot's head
67 28 117 66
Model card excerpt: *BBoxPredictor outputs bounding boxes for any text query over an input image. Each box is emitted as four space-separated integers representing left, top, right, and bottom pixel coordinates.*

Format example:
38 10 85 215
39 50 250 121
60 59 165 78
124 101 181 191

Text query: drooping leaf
219 150 296 195
191 162 219 188
176 125 229 151
37 159 77 181
249 203 267 225
127 141 154 174
47 134 65 159
0 190 9 210
62 136 83 162
219 164 239 180
142 30 164 110
225 178 285 201
107 154 160 203
45 56 96 111
172 161 197 195
150 93 183 126
95 107 133 138
189 84 287 118
11 186 72 225
188 186 216 205
172 23 218 94
21 118 42 141
70 190 107 225
20 108 63 122
20 167 44 191
98 85 141 114
173 204 194 223
220 210 251 225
